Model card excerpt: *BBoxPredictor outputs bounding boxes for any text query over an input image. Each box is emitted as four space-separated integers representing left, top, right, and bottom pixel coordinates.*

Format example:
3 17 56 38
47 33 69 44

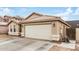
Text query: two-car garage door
25 24 52 40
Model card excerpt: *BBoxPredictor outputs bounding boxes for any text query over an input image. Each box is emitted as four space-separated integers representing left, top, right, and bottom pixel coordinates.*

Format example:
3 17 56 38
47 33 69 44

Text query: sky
0 7 79 21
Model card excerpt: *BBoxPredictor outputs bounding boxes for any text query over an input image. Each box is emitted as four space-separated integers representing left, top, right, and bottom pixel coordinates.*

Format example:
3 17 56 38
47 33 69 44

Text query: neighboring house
0 15 23 35
67 20 79 42
3 15 12 22
0 16 4 22
8 12 70 41
0 16 12 34
0 22 8 34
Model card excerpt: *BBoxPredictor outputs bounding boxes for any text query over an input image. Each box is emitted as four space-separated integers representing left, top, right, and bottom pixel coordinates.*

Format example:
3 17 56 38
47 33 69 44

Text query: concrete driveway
0 37 53 51
0 35 76 51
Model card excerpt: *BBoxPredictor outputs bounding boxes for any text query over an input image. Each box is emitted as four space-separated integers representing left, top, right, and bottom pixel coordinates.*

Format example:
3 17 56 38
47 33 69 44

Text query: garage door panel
25 24 52 40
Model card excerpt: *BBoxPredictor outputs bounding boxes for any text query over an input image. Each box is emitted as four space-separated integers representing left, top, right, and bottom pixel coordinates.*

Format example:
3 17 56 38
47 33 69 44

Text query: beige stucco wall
76 28 79 43
55 21 69 41
8 22 20 36
21 24 25 36
51 21 59 41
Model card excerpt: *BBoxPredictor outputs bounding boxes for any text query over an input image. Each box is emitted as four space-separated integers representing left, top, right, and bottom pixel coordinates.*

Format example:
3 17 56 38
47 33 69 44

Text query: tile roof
24 12 43 20
7 12 71 27
12 16 24 20
22 12 71 27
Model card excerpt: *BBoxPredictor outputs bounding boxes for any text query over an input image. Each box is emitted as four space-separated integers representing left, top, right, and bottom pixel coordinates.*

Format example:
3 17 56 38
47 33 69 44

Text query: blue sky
0 7 79 21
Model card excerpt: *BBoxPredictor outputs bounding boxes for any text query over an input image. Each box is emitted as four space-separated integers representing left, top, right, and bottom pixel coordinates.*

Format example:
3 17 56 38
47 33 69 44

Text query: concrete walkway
60 40 76 49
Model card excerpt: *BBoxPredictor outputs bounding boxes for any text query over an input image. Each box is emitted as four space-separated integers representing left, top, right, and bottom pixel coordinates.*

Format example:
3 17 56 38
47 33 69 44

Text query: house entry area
24 24 52 40
66 28 75 40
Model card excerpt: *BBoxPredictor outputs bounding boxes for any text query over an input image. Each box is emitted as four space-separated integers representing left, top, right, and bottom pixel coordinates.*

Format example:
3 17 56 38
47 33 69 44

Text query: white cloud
0 8 11 16
74 8 79 15
53 8 73 20
55 8 72 16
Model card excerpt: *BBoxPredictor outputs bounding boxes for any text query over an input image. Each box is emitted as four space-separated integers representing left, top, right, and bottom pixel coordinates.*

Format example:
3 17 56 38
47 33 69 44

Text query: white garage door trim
24 24 52 40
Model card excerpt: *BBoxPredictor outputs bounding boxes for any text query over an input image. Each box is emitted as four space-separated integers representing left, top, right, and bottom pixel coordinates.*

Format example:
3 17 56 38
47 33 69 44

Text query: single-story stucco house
0 16 12 34
0 22 8 34
8 12 71 41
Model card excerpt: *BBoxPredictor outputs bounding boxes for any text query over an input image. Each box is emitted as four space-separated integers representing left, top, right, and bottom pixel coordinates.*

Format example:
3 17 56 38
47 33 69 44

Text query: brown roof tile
24 12 43 20
22 12 71 27
7 12 71 27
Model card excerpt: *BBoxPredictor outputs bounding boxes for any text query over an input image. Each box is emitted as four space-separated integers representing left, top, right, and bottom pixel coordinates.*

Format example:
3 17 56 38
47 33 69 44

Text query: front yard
0 34 76 51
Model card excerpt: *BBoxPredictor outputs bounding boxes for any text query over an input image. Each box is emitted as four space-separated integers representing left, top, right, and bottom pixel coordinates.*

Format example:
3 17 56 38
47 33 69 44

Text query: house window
10 25 12 32
14 25 16 32
10 28 12 32
14 28 16 32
